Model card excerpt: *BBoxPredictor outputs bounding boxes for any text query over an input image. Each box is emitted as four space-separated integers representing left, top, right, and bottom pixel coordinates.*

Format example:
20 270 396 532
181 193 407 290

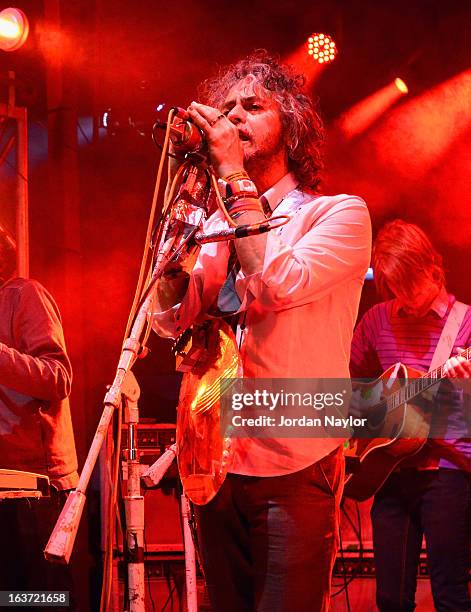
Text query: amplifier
119 422 176 454
119 422 178 483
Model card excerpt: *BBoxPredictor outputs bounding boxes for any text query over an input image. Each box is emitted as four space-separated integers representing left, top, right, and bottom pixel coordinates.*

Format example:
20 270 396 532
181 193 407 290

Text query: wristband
228 202 266 217
224 193 259 211
226 190 260 201
226 178 258 199
224 194 266 218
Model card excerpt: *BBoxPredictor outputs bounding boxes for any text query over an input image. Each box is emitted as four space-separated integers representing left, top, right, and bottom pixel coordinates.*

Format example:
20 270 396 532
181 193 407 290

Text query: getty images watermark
220 378 367 438
220 377 471 439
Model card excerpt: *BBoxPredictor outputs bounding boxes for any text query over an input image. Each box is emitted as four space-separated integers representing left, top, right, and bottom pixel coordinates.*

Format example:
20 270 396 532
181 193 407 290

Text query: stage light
0 8 29 52
394 78 408 94
306 33 337 64
338 78 409 139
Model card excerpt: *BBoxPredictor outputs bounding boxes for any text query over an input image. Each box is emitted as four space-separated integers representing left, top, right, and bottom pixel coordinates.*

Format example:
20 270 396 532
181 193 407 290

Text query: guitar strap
428 300 468 372
427 300 470 470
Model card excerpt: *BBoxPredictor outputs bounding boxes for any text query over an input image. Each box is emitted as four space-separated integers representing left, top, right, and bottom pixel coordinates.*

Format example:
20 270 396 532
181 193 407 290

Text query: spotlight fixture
0 8 29 52
394 78 408 94
338 78 410 139
307 33 337 64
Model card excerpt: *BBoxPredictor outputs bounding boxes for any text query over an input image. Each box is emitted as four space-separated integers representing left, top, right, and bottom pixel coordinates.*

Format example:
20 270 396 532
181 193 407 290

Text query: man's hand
155 272 190 312
349 382 384 419
187 101 245 178
443 350 471 378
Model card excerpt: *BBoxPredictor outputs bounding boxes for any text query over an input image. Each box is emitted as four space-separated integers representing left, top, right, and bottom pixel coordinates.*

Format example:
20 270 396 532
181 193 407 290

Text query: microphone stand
44 162 207 612
44 288 154 611
141 447 199 612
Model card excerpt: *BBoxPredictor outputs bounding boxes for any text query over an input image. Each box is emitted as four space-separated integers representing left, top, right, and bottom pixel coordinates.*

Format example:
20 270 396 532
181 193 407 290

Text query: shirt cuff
151 303 181 339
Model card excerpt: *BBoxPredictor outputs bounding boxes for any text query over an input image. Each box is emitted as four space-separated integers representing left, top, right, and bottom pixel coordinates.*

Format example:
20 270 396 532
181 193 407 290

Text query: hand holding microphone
169 107 206 155
170 103 245 180
187 101 245 179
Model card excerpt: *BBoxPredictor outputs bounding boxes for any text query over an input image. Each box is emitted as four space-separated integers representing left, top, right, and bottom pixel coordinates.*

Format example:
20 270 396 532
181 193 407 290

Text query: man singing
153 51 371 611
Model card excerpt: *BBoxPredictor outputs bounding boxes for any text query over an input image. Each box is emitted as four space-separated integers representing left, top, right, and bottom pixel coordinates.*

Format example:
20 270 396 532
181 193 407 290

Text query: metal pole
2 71 29 277
181 495 198 612
122 375 146 612
15 104 29 277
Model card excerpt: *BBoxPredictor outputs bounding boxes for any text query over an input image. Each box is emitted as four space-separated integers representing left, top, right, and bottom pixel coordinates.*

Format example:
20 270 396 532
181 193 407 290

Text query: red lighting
0 8 29 52
338 78 410 139
306 32 337 64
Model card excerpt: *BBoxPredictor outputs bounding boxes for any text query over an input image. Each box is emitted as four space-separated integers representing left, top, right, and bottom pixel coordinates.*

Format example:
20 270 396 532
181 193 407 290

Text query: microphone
194 216 289 244
168 107 205 154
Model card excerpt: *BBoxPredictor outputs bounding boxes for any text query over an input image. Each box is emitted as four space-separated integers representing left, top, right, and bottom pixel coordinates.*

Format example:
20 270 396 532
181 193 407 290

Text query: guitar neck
389 346 471 409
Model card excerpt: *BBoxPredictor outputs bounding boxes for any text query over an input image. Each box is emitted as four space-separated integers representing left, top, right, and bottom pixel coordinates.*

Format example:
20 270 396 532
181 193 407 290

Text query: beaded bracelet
227 202 266 217
225 190 259 201
222 170 250 182
224 193 259 210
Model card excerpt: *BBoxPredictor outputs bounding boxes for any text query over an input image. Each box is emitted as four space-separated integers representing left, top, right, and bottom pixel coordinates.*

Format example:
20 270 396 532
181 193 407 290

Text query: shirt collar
261 172 298 213
395 287 453 319
432 288 454 318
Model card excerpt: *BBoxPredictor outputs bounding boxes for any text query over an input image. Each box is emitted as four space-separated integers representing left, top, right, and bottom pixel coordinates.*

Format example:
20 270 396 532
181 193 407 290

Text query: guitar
344 347 471 501
154 163 243 506
173 319 242 506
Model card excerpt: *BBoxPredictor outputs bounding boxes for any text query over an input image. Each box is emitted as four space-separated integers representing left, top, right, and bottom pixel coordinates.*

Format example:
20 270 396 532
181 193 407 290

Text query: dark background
1 0 470 608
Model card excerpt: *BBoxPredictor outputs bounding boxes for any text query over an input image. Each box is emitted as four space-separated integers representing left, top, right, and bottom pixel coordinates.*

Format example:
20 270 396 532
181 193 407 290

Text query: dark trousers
371 469 471 612
0 489 74 611
194 446 344 612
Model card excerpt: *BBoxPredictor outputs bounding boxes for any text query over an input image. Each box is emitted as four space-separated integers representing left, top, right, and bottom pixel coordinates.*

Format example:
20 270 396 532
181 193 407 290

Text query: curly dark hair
0 224 17 285
200 50 324 192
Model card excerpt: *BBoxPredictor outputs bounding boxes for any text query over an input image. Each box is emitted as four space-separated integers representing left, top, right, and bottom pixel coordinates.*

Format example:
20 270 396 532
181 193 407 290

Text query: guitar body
344 363 432 501
176 319 242 506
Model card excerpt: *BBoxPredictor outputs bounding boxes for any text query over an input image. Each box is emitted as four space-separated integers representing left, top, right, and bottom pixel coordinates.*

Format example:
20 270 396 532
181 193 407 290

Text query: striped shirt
350 293 471 468
350 295 471 378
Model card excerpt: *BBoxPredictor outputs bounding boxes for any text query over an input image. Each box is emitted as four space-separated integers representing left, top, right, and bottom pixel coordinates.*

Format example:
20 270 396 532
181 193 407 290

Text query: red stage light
0 8 29 52
338 78 410 139
306 32 337 64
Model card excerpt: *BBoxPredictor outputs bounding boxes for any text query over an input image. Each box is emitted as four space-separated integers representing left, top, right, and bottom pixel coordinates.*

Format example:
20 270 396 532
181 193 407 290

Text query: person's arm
349 308 384 418
349 307 382 380
151 212 232 338
236 195 372 312
154 243 200 312
231 208 268 276
0 281 72 401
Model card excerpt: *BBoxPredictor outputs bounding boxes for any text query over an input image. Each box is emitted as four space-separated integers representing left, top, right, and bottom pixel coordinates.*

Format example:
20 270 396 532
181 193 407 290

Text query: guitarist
350 219 471 611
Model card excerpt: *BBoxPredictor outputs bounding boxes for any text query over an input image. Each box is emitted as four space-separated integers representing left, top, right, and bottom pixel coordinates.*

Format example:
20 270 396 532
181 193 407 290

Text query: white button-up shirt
153 173 371 475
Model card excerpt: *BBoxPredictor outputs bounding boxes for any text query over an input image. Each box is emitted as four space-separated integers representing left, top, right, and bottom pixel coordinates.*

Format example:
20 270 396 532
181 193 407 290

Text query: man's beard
242 138 287 174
